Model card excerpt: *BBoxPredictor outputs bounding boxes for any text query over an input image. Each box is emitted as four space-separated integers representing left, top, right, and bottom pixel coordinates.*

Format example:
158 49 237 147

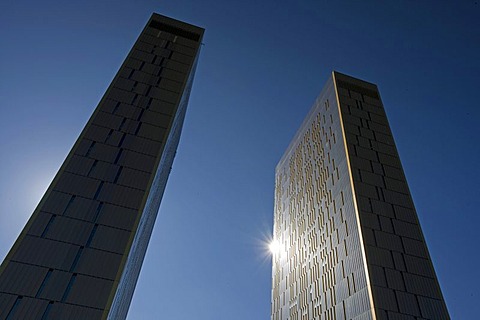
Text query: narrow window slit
6 296 23 320
87 160 98 176
132 94 138 105
112 101 121 114
137 109 145 121
85 141 96 157
146 98 153 110
40 302 54 320
86 225 98 247
128 69 135 79
70 246 83 272
41 215 56 238
134 122 142 135
36 269 53 297
118 133 127 147
145 86 152 97
63 195 76 215
119 118 127 131
92 202 104 223
114 167 123 184
157 64 164 76
61 274 77 302
105 129 114 143
114 149 123 164
93 181 104 200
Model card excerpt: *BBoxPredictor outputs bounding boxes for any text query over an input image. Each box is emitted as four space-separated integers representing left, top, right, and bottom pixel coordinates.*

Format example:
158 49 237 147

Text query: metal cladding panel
48 303 103 320
0 13 203 320
0 262 47 297
7 297 49 320
272 75 373 320
38 270 71 301
74 248 123 280
65 275 112 309
334 71 449 319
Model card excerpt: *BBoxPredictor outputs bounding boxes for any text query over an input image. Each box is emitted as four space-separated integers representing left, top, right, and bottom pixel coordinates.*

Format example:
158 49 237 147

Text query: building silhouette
0 13 203 320
271 72 449 319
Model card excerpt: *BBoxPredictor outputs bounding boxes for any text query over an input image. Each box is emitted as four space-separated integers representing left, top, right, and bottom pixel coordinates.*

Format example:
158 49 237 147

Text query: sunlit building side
271 72 449 319
0 13 203 320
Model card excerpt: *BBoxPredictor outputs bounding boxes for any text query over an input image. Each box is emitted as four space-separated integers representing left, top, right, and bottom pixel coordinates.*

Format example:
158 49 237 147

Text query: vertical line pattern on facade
85 225 98 247
61 274 77 302
5 296 22 320
40 215 56 238
331 71 377 320
35 269 53 298
40 301 54 320
70 247 84 272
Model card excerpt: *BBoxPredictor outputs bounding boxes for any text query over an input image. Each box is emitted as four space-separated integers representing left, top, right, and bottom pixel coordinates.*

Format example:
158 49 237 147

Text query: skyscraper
271 72 449 319
0 13 203 320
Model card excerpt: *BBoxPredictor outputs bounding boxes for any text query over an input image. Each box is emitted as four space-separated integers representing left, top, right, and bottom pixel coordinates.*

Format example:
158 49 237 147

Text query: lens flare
269 240 280 255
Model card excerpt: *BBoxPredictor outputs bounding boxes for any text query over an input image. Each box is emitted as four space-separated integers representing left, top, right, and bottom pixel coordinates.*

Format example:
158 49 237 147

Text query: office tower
0 13 203 320
271 72 449 320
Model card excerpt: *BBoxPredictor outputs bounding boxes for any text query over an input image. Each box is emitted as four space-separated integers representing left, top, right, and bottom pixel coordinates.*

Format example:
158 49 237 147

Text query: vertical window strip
146 98 153 110
5 296 22 320
87 160 98 177
93 181 104 200
157 63 164 76
63 195 76 215
119 118 127 131
112 101 121 114
145 86 152 97
134 122 142 135
61 274 77 302
41 215 56 238
92 202 104 223
86 225 98 248
105 129 114 143
137 109 145 121
132 94 139 105
114 167 123 184
118 133 126 147
85 141 96 157
35 269 53 298
114 149 123 165
70 247 83 272
40 302 54 320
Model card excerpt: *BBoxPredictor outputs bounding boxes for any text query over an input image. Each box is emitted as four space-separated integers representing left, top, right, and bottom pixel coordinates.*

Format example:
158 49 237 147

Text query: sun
269 240 280 255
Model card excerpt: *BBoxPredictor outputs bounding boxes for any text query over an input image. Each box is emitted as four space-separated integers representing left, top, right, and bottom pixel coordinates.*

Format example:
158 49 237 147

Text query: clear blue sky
0 1 479 319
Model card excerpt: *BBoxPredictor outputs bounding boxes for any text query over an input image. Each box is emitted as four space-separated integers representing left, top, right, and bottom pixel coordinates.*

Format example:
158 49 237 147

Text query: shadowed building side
0 13 204 320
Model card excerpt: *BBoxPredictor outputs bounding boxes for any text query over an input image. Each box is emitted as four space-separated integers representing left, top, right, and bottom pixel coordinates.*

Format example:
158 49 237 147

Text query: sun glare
269 240 280 255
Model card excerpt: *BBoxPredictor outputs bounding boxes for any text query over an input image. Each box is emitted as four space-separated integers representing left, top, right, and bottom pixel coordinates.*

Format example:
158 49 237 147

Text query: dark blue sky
1 1 479 319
